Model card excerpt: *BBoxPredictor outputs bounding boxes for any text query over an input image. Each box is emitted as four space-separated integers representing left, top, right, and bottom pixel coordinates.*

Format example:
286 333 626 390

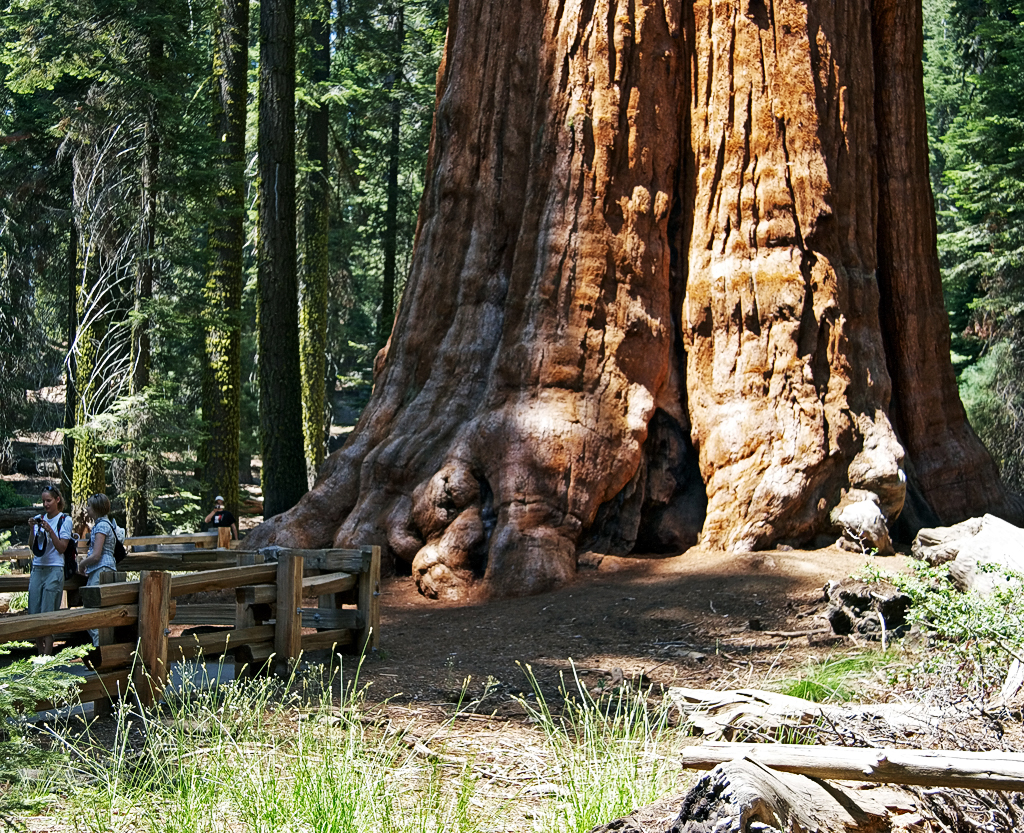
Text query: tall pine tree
258 0 307 517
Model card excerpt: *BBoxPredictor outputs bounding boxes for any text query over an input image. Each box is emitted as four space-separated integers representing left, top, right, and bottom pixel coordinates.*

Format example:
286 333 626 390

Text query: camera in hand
31 517 47 557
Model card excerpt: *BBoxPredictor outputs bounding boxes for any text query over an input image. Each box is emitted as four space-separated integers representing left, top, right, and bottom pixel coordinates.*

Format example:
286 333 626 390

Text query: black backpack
111 520 127 563
59 514 78 580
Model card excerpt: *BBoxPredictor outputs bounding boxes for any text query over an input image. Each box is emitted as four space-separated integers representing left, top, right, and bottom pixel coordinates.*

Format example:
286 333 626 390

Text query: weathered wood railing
1 529 224 579
0 544 381 709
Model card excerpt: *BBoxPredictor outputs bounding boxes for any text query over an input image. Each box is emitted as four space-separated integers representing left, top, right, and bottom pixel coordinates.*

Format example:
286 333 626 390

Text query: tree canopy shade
245 0 1021 599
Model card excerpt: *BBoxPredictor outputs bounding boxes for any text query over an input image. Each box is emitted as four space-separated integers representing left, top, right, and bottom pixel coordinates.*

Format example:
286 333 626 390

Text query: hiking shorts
28 565 64 614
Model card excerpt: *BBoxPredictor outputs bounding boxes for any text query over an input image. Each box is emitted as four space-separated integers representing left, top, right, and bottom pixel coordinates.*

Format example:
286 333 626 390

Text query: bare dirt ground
309 546 913 832
350 546 910 711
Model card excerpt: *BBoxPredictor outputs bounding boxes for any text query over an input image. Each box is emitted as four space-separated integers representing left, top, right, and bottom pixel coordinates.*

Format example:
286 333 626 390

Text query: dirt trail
351 546 910 709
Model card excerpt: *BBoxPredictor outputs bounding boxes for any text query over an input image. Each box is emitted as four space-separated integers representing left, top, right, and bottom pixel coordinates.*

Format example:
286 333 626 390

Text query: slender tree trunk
246 0 1016 599
125 37 162 537
72 252 107 508
377 4 403 351
61 221 78 501
202 0 249 520
300 0 331 488
258 0 307 517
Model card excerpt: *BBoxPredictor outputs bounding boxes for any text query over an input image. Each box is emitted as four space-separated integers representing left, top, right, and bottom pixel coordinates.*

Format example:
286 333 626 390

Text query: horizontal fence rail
0 538 381 710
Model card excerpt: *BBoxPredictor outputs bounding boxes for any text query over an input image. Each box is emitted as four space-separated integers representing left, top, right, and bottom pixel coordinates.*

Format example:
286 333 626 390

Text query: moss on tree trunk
201 0 248 519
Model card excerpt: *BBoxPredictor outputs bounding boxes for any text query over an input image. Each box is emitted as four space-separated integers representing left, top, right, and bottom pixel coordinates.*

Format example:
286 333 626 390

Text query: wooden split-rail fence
0 535 381 710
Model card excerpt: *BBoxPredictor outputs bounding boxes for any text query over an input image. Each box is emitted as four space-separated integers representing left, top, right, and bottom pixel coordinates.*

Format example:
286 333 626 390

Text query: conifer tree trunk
246 0 1017 598
126 37 162 537
299 0 331 487
61 221 78 500
377 3 403 350
72 256 107 509
871 0 1015 530
258 0 307 517
202 0 249 519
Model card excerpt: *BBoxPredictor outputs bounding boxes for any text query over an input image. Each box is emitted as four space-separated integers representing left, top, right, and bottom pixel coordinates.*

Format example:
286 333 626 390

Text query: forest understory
7 537 1023 833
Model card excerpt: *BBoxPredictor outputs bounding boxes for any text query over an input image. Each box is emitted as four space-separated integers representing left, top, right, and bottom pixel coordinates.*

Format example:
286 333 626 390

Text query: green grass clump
774 651 898 703
8 658 686 833
519 662 682 833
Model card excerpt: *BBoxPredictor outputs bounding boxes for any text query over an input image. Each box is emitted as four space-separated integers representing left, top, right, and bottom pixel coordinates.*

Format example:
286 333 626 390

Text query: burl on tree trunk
246 0 1019 599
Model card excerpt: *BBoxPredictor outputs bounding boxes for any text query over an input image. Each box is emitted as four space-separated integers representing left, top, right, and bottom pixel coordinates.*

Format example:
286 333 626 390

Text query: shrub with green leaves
863 561 1024 696
0 480 26 510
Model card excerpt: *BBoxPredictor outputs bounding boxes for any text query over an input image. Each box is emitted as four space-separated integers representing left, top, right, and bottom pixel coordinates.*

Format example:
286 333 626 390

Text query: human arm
204 509 217 523
231 522 238 540
38 517 70 554
79 530 106 573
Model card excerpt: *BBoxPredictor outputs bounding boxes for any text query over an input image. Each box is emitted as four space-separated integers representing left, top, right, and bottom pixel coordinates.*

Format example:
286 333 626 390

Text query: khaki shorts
28 565 64 614
217 527 232 549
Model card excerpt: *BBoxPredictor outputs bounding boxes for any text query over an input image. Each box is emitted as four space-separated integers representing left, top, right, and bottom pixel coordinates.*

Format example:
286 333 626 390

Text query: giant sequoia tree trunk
246 0 1019 599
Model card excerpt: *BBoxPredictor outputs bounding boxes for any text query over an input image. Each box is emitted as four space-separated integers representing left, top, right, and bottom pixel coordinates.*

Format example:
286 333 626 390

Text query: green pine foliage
0 641 90 812
2 0 446 523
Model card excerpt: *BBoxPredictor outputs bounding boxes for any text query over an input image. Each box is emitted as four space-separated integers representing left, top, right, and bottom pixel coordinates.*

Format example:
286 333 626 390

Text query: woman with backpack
79 492 120 647
26 485 73 655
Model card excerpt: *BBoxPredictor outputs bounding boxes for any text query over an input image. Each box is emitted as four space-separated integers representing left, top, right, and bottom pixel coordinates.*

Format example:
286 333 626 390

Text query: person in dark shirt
205 495 238 549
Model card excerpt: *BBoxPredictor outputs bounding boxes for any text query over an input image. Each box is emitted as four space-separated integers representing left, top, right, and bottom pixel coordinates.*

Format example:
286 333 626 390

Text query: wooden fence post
135 570 171 707
357 545 380 652
235 551 262 677
274 552 303 674
92 570 124 716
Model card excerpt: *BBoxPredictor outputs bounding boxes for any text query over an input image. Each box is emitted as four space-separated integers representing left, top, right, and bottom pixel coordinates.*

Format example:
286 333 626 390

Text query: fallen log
593 758 912 833
668 687 948 742
682 742 1024 791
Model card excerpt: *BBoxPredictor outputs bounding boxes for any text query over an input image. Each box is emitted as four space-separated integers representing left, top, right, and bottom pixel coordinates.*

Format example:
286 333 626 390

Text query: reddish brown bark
683 0 907 550
872 0 1019 529
245 0 1015 599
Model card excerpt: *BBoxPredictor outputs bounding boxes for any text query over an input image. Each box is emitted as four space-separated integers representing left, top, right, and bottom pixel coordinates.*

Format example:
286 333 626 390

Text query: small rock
833 494 894 556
